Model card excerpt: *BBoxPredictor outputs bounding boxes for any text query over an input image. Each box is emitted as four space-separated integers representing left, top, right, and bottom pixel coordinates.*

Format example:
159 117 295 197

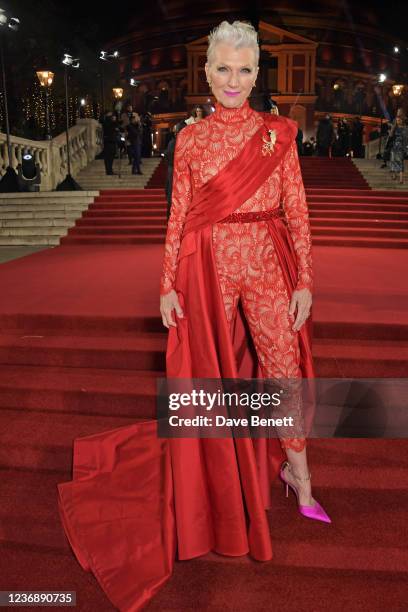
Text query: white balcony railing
0 119 103 191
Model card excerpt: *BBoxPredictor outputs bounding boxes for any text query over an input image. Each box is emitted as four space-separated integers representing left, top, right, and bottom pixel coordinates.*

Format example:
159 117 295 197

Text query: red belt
219 208 282 223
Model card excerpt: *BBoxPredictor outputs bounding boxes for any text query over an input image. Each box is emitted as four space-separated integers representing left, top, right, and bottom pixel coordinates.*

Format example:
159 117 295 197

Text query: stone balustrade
0 119 103 191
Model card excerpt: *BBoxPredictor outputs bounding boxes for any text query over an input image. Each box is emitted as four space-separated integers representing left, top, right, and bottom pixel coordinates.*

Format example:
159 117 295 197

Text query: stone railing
0 119 103 191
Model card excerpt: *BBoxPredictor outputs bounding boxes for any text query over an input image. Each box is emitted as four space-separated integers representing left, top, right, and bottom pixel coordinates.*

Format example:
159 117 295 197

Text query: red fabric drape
57 113 314 611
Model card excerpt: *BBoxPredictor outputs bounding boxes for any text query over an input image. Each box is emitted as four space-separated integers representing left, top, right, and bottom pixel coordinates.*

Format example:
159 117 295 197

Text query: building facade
109 2 407 149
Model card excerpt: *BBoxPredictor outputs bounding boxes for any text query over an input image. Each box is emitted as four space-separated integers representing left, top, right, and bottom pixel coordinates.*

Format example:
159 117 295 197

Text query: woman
389 114 408 184
184 105 205 124
57 20 330 612
160 20 329 518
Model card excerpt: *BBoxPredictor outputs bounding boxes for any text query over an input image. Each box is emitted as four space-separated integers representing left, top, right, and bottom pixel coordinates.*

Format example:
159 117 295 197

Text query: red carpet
59 156 408 248
300 157 369 189
1 156 407 611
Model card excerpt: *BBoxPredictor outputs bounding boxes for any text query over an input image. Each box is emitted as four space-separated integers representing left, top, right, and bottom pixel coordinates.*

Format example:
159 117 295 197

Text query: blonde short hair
207 20 259 67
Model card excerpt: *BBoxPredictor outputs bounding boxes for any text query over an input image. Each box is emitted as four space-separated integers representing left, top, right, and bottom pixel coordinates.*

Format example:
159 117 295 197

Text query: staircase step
0 332 166 370
309 210 408 220
1 219 76 228
0 227 69 237
313 338 408 377
310 218 408 229
0 409 140 472
67 225 166 236
60 235 165 244
0 236 61 246
312 236 408 248
75 217 165 226
0 364 159 419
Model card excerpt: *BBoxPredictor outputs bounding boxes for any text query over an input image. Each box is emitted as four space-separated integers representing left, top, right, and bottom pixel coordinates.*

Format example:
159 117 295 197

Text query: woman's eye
216 67 252 73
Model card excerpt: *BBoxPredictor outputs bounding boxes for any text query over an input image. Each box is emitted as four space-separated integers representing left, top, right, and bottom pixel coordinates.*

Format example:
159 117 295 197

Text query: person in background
141 112 153 158
388 114 408 184
351 116 364 158
316 114 334 156
185 106 204 125
337 118 351 157
296 127 304 156
303 136 316 156
126 113 143 175
164 121 187 219
101 112 119 175
120 104 134 165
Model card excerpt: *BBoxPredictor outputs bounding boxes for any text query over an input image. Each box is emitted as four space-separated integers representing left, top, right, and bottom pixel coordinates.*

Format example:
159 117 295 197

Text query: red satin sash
183 113 296 235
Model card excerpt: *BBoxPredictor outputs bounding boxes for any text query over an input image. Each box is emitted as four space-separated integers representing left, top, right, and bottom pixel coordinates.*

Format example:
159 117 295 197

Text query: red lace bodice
160 98 313 295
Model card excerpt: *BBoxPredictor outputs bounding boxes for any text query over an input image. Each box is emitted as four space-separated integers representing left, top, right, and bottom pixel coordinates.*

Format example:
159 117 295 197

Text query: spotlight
17 150 41 192
394 46 400 53
8 16 19 31
100 50 119 61
378 73 387 83
62 54 80 68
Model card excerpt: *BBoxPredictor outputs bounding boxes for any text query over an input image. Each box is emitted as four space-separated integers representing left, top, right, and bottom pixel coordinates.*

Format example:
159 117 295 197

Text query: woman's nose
227 72 240 88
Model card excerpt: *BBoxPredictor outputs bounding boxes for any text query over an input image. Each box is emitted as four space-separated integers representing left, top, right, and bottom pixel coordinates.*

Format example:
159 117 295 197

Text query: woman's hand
289 288 312 332
160 289 184 328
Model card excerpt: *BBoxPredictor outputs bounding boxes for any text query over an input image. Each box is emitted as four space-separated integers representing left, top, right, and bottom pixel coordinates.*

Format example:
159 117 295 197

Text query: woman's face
205 43 258 108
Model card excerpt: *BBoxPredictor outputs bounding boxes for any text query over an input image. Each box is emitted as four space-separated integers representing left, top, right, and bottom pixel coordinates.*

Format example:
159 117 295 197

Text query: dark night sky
64 0 408 45
3 0 408 50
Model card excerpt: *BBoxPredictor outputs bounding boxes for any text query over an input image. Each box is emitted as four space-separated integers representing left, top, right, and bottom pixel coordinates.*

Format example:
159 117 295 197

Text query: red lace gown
57 98 315 612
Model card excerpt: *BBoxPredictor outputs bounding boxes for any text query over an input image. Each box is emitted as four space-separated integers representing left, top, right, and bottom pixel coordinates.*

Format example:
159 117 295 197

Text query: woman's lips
224 91 240 97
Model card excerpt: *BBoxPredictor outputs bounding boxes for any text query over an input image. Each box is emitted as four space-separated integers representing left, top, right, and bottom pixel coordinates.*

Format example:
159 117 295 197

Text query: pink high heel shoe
279 461 331 524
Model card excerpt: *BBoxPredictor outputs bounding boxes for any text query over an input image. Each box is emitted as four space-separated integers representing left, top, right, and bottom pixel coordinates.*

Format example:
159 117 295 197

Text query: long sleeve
160 127 193 295
281 140 313 292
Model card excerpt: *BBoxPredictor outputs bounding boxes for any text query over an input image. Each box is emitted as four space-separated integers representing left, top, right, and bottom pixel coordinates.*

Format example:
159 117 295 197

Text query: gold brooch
261 128 277 156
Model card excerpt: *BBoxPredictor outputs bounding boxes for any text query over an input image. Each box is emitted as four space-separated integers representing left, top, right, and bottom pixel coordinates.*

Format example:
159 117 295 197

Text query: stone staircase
352 158 408 190
0 192 98 246
75 157 162 190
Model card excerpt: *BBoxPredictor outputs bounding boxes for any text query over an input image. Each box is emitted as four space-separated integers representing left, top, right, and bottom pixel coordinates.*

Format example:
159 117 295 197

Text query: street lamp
112 87 123 99
56 53 82 191
0 7 20 192
98 50 119 117
112 87 124 114
377 73 388 157
36 70 54 140
392 83 404 97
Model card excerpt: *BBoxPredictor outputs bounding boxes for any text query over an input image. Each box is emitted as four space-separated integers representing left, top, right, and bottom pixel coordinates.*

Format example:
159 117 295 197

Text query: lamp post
56 53 82 191
36 70 54 140
0 7 20 192
377 73 387 157
99 50 119 117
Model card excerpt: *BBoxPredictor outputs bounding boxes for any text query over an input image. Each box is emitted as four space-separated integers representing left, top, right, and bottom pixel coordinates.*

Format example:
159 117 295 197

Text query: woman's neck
212 98 254 123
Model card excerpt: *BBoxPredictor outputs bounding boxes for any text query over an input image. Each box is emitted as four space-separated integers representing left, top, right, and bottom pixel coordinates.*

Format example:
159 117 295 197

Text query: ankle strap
284 461 311 482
